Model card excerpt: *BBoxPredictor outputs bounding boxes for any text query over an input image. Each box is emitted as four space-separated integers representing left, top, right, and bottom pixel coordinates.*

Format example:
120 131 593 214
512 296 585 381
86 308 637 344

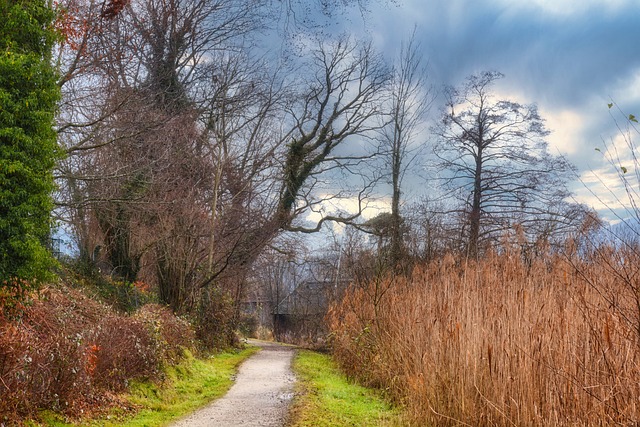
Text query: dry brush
329 247 640 426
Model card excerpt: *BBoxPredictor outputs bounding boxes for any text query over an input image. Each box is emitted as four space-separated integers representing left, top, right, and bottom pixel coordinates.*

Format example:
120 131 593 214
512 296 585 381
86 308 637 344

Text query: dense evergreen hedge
0 0 60 285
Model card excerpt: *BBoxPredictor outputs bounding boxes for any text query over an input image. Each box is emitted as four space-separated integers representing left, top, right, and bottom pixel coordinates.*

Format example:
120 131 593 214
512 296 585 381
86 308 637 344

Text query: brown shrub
92 315 160 391
0 286 106 419
0 285 196 423
0 319 34 418
329 250 640 426
135 304 195 362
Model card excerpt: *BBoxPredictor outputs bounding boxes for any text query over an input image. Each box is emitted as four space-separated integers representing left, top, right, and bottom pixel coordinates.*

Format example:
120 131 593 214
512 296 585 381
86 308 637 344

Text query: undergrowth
0 282 195 425
34 346 258 427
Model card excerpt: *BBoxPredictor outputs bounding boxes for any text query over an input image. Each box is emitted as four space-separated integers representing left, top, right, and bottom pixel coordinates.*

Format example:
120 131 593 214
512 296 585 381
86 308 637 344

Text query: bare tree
52 0 395 349
433 71 574 258
403 196 453 262
55 0 260 278
276 36 390 233
197 36 392 307
378 29 433 270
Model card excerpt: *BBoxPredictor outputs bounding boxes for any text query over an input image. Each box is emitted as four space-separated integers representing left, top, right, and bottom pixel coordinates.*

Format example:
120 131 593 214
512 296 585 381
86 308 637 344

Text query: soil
169 340 297 427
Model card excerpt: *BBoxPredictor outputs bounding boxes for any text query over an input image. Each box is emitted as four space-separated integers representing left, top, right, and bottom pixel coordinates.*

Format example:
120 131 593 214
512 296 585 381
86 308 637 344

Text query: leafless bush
135 304 195 362
92 315 160 391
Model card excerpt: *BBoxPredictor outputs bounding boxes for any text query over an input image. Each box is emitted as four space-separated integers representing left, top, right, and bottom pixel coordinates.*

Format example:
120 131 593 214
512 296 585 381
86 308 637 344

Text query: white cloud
542 108 585 155
574 130 640 216
490 85 586 156
304 195 391 234
495 0 632 16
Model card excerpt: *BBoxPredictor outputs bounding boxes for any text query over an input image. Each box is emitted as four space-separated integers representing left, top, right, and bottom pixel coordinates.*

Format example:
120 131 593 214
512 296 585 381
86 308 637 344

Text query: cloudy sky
327 0 640 220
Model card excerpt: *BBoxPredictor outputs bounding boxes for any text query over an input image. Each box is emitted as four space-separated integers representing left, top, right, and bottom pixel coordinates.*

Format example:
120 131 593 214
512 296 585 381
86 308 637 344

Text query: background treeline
53 0 399 346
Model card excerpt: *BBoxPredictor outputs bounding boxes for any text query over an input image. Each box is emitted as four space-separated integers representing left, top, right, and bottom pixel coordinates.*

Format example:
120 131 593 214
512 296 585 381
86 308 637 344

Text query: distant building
243 278 349 343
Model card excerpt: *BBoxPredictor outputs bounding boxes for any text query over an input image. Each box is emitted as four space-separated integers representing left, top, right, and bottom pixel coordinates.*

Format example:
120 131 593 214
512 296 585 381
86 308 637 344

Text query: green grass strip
289 350 407 427
35 346 259 427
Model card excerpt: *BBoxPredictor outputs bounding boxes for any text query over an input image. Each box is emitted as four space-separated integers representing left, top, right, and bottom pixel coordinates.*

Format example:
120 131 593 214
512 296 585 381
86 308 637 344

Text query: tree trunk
469 144 483 259
390 133 403 269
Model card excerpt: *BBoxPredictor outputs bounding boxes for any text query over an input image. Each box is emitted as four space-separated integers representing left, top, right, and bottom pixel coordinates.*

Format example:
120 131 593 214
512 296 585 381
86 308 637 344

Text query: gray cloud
279 0 640 218
373 1 640 106
358 1 640 215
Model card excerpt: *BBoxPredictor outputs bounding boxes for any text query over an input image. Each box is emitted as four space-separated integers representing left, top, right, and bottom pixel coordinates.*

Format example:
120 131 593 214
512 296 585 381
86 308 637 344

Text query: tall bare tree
378 30 433 270
433 71 574 258
197 36 392 296
276 36 390 233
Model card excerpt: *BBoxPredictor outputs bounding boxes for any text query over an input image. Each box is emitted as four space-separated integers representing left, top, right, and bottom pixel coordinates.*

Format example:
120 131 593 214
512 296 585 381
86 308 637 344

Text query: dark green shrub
0 0 61 287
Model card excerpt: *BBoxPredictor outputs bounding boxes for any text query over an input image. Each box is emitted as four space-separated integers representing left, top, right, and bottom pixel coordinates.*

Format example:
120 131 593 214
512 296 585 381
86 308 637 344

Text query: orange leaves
53 1 89 51
100 0 129 20
86 343 101 376
132 280 150 294
53 0 128 51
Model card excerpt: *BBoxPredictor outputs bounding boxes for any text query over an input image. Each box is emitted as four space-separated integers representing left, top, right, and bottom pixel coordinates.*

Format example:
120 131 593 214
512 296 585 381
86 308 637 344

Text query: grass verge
288 350 407 427
34 345 259 427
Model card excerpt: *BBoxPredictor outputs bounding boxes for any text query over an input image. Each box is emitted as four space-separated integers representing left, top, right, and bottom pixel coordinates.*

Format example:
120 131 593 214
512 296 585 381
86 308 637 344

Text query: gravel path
169 340 297 427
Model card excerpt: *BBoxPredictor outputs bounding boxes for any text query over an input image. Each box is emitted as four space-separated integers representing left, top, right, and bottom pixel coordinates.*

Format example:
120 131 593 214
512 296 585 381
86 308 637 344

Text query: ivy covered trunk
0 0 60 285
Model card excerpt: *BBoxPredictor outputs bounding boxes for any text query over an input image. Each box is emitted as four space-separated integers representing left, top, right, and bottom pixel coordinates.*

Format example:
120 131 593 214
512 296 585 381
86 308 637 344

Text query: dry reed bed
329 250 640 426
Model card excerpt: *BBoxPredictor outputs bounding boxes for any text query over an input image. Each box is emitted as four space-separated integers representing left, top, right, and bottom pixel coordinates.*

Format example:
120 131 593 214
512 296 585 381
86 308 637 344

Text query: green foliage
0 0 61 285
289 350 406 426
61 262 156 313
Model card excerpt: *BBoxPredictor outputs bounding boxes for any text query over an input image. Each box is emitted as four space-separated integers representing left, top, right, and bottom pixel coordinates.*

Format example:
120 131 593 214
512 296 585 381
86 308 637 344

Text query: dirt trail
170 340 296 427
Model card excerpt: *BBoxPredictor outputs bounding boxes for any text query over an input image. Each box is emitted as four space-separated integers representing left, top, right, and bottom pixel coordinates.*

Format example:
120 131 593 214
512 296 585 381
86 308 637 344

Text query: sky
324 0 640 221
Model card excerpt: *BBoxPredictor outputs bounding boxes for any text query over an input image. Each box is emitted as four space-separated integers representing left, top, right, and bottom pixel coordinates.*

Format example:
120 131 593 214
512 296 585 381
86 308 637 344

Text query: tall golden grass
328 246 640 426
